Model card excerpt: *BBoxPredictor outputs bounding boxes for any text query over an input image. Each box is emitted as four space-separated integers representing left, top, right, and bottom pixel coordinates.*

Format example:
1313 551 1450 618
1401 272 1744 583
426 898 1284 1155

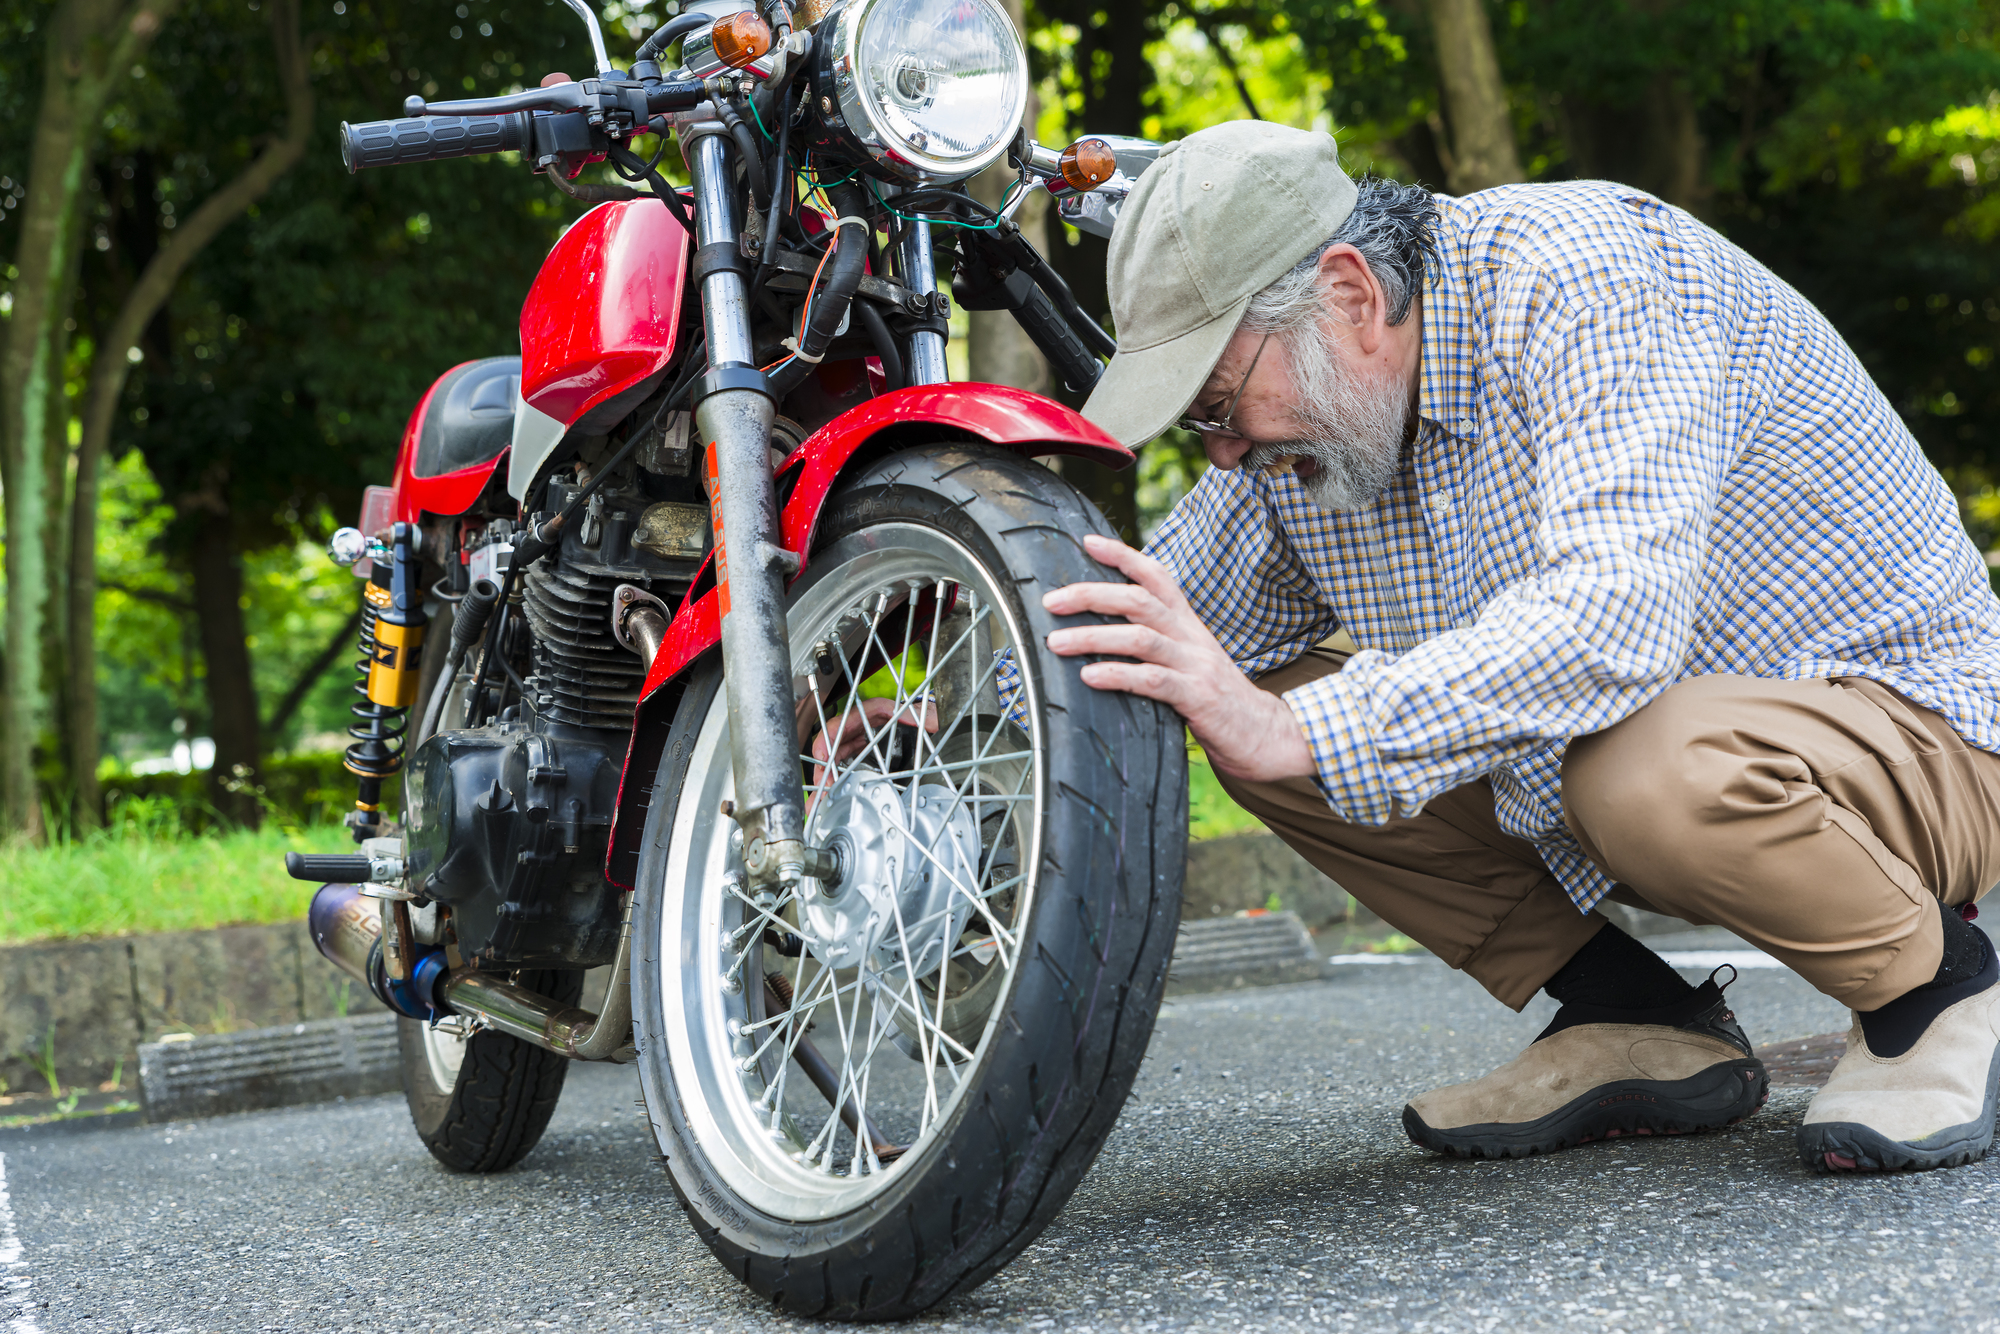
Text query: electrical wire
866 179 1002 230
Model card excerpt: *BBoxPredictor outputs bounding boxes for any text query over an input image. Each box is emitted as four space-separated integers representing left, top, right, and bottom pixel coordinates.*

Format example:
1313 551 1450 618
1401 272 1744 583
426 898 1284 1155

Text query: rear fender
603 383 1128 887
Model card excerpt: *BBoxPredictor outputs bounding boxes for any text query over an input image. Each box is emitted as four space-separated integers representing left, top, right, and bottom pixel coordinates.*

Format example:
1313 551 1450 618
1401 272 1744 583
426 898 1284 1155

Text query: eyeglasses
1175 332 1272 437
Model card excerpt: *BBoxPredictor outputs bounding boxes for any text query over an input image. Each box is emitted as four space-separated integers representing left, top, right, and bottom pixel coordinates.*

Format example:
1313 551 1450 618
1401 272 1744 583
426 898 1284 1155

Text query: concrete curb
0 921 381 1098
4 833 1348 1103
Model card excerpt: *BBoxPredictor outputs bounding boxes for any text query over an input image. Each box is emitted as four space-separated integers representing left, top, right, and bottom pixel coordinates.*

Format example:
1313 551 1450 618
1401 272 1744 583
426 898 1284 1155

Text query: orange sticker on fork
704 443 731 619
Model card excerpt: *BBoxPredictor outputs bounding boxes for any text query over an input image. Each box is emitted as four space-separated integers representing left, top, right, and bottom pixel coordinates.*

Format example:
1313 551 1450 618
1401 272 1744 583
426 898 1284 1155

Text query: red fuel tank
519 198 691 428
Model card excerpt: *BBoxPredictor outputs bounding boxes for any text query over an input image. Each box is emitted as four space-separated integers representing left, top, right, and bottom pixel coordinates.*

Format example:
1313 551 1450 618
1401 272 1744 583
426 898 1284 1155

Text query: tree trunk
1557 74 1709 214
1424 0 1523 193
0 0 175 839
1034 0 1152 543
966 0 1048 396
66 0 311 830
189 510 262 825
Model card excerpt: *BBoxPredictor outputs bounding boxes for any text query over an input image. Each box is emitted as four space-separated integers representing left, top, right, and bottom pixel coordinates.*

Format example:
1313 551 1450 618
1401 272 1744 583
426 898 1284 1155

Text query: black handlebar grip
1012 282 1105 395
339 113 531 173
285 851 375 882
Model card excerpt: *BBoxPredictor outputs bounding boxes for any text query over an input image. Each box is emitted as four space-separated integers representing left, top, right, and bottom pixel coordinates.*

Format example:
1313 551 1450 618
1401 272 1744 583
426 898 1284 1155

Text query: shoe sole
1797 1045 2000 1174
1403 1058 1769 1160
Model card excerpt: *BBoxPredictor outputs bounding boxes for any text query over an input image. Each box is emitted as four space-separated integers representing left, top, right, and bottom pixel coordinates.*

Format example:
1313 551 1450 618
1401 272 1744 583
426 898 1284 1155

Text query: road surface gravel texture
5 927 1997 1333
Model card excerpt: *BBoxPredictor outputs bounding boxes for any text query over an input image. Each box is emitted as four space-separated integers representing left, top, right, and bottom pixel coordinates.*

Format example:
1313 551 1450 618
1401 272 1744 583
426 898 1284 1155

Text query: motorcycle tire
398 968 585 1173
632 444 1188 1319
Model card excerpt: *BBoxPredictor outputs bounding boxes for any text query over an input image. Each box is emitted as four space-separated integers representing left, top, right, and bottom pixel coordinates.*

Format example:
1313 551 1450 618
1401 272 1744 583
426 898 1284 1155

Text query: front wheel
632 444 1187 1319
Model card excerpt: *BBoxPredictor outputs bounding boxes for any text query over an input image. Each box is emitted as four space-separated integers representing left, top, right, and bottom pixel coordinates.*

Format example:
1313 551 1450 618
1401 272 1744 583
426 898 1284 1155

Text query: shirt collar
1416 198 1479 440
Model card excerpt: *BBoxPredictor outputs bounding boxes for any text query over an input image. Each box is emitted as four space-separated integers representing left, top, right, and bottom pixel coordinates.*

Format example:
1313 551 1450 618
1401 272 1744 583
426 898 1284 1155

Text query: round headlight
814 0 1028 182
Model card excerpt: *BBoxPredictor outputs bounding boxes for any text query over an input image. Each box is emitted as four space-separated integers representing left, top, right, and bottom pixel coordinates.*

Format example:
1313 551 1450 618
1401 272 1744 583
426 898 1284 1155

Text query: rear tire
632 444 1187 1318
398 968 584 1173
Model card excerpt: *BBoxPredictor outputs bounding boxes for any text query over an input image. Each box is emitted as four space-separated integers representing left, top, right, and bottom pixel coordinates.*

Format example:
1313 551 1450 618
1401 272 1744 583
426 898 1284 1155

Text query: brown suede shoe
1403 979 1768 1159
1798 937 2000 1174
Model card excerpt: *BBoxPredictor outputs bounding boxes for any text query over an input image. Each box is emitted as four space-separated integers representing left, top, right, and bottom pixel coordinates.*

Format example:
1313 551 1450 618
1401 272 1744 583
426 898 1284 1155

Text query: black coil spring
344 594 406 779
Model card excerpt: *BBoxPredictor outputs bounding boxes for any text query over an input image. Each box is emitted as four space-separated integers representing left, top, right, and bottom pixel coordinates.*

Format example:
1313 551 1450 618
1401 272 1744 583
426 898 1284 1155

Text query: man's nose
1202 433 1252 470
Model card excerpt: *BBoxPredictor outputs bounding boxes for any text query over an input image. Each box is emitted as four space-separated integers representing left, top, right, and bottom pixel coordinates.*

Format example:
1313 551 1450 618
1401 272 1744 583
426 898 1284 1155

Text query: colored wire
745 89 772 140
866 178 1002 230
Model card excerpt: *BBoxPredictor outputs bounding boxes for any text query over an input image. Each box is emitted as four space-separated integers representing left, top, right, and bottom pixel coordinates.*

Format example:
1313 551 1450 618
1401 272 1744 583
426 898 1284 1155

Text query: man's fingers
1077 533 1189 608
1041 579 1167 625
1075 659 1187 709
1045 622 1181 665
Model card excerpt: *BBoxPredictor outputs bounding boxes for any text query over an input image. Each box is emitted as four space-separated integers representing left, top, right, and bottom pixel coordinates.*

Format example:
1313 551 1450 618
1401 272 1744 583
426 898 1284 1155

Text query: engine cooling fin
520 559 649 729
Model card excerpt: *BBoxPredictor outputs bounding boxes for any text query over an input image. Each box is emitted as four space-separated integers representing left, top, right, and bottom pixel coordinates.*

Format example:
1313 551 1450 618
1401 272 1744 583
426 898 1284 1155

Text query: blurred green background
5 0 2000 935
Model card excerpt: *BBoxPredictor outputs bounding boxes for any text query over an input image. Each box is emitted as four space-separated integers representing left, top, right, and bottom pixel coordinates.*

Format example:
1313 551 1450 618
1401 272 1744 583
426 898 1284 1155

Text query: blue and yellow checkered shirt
1148 181 2000 914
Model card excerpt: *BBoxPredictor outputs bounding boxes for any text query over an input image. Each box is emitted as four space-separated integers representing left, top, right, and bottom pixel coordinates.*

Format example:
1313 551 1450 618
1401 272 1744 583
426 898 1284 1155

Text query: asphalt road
6 928 1998 1333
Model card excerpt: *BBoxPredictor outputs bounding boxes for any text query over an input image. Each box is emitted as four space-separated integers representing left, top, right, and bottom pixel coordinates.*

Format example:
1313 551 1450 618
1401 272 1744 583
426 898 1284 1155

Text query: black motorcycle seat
415 356 520 478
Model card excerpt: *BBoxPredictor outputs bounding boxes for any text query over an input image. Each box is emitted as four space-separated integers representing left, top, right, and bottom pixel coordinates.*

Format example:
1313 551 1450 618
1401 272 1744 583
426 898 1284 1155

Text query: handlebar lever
407 85 590 117
407 77 706 125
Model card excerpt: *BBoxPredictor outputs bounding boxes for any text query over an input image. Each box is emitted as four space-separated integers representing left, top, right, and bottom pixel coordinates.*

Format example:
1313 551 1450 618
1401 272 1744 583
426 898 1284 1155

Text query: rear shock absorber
344 522 427 842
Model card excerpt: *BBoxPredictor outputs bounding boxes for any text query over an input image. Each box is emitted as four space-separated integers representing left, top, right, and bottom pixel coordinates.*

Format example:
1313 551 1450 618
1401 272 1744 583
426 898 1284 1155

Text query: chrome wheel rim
421 1021 467 1093
652 523 1041 1220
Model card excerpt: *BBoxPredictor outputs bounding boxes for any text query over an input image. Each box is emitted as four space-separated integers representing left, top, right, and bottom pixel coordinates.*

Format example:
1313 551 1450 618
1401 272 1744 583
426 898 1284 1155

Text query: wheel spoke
676 532 1047 1201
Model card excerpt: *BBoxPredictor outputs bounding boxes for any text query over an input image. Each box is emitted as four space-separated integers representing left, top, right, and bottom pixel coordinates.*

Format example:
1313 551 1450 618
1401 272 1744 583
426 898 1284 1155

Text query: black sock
1857 901 1998 1059
1923 900 1989 991
1543 920 1696 1013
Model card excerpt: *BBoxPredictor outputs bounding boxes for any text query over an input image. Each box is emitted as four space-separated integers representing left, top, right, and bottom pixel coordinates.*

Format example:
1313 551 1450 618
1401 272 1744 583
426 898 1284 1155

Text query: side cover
602 383 1133 886
508 198 691 500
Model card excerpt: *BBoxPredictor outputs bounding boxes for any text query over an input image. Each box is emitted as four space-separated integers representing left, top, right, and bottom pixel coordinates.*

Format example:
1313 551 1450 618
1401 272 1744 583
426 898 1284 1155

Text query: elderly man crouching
1047 120 2000 1174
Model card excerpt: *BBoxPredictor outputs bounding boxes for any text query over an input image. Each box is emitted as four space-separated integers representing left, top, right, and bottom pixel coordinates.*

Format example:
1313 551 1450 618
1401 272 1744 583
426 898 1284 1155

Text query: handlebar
340 113 532 173
402 78 706 123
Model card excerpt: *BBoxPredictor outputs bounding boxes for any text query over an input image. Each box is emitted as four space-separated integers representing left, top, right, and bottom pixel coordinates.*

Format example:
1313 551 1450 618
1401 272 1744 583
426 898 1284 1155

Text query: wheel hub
802 768 981 977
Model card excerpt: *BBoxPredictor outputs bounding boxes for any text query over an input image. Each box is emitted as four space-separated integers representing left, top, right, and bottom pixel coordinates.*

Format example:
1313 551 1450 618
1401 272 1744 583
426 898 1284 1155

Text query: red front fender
603 382 1129 886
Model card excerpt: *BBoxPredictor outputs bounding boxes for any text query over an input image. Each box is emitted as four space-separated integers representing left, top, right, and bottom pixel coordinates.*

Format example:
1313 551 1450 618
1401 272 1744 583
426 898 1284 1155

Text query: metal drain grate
1167 911 1325 996
138 1014 400 1123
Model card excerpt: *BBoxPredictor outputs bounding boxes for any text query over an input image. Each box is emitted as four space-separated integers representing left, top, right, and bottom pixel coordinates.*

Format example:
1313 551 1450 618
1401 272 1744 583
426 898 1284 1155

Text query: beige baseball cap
1080 121 1358 447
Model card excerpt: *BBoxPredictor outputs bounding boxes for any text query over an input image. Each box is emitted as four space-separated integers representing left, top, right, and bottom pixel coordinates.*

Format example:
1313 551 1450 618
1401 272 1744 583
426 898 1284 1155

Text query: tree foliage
6 0 2000 827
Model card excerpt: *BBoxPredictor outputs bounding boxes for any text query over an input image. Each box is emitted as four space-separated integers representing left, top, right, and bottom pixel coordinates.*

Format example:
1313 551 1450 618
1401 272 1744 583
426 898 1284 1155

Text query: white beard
1243 320 1409 513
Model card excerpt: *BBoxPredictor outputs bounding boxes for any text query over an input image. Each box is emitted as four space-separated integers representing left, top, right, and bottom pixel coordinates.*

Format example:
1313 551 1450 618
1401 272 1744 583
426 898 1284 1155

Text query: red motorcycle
285 0 1184 1316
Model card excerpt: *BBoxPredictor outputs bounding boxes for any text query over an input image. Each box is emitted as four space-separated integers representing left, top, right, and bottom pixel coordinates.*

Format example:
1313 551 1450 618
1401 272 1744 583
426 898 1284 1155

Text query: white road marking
1322 949 1785 971
1660 950 1783 970
0 1152 41 1334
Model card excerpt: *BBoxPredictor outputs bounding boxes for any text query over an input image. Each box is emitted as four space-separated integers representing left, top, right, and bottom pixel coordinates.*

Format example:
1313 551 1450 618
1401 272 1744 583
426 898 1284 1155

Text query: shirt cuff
1278 661 1395 826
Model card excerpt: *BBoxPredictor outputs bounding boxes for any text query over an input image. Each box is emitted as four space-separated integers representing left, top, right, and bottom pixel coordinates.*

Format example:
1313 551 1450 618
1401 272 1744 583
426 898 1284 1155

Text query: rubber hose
766 182 871 399
714 100 771 210
635 11 711 63
852 297 905 392
416 577 502 746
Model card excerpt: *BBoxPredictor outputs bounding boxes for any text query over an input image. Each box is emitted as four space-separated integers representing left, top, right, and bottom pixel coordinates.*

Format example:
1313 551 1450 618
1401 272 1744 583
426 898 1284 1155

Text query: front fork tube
687 128 807 889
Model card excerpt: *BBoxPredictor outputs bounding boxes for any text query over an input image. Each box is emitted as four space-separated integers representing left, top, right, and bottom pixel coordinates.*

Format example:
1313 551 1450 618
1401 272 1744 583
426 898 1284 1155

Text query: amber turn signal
712 12 774 70
1058 137 1117 192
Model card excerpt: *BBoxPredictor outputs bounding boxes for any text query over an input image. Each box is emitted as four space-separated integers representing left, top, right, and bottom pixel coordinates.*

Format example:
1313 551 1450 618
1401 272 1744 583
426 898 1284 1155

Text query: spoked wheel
633 445 1187 1319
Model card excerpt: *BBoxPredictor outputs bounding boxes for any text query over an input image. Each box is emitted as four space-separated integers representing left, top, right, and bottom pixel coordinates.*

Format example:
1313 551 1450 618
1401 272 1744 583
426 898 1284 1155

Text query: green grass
1188 749 1263 842
0 750 1264 948
0 816 342 944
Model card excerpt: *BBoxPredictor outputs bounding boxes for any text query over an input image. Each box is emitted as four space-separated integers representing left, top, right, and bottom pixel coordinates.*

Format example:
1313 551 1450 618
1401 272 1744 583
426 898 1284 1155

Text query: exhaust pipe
307 882 447 1018
306 881 634 1063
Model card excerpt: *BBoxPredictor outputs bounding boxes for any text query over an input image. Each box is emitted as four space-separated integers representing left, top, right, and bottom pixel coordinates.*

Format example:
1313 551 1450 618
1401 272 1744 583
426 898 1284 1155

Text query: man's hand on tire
1042 533 1316 783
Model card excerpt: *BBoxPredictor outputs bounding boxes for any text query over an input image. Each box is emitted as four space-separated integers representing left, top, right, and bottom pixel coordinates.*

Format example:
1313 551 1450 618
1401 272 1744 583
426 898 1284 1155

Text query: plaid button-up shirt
1148 180 2000 913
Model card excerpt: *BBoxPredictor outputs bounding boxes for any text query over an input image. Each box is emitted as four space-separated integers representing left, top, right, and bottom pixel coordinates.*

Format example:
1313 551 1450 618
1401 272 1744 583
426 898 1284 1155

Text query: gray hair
1243 177 1439 333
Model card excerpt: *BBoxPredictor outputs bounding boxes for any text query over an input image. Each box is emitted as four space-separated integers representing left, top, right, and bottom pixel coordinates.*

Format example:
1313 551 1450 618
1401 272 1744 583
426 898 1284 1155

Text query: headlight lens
817 0 1027 181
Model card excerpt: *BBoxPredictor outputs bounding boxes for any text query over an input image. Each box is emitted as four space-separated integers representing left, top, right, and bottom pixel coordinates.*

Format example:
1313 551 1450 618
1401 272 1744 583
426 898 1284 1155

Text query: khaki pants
1220 650 2000 1012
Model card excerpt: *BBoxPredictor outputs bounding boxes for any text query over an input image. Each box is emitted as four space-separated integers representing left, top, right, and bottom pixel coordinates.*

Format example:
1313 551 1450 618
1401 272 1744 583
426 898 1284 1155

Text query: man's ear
1313 244 1387 353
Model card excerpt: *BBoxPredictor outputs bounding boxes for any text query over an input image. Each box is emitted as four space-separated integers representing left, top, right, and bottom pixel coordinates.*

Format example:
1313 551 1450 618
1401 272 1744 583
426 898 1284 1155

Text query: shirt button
1432 494 1453 515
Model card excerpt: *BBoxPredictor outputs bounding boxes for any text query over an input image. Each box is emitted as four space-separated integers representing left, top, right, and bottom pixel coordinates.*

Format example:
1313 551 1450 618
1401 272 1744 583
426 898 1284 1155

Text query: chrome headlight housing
812 0 1028 183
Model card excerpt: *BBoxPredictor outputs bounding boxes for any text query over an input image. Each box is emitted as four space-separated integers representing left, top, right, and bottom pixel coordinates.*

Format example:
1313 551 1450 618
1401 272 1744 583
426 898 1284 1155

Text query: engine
405 465 710 969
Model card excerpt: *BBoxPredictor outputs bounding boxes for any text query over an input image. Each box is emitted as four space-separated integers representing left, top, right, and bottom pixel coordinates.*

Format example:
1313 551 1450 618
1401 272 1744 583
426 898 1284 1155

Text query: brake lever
406 85 590 117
